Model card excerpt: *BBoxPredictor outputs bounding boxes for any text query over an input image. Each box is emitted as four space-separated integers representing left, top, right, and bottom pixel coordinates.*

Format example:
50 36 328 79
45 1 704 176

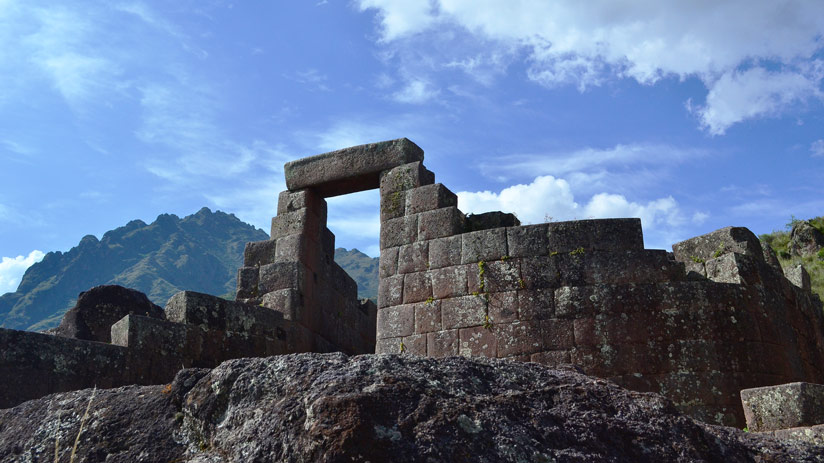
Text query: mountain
334 247 379 301
0 208 381 332
0 208 268 331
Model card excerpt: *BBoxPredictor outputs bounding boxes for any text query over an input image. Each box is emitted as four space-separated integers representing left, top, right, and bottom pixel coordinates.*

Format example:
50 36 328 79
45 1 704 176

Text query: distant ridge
0 208 268 331
0 208 381 331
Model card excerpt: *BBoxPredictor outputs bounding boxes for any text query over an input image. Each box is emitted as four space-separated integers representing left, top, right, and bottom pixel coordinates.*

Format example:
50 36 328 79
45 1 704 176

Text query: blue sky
1 0 823 294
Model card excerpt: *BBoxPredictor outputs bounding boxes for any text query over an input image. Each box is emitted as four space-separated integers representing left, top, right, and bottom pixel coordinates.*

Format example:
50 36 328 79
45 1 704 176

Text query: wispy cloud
811 139 824 157
0 250 45 294
285 69 332 92
356 0 824 133
392 79 439 104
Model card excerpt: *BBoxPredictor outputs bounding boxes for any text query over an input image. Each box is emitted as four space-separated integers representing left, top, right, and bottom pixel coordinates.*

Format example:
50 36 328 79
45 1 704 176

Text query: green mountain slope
0 208 268 331
759 216 824 299
334 248 379 301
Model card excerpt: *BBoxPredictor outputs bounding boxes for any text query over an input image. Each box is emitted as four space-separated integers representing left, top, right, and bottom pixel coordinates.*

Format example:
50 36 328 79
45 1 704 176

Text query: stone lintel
284 138 424 197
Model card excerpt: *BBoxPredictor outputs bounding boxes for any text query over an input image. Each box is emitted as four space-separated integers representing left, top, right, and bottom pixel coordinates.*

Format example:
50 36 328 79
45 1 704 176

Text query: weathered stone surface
397 241 428 274
464 211 520 231
417 206 464 241
284 138 424 196
673 226 764 263
5 353 820 462
52 285 164 343
547 218 644 253
166 291 287 338
507 224 549 258
380 215 418 249
405 183 458 214
786 264 812 291
461 228 508 264
741 382 824 432
428 235 462 269
379 160 435 194
789 221 824 257
270 207 321 240
243 239 277 267
0 328 129 409
277 188 327 220
376 304 414 339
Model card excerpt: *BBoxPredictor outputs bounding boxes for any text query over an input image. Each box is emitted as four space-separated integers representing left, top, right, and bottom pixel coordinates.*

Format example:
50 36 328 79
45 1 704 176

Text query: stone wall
2 137 823 430
0 291 347 408
366 140 824 427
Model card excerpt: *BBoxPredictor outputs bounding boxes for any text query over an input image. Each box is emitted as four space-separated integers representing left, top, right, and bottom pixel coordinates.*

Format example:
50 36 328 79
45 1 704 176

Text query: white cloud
457 175 686 248
357 0 436 41
811 139 824 157
357 0 824 132
392 79 439 104
695 67 823 135
0 250 45 294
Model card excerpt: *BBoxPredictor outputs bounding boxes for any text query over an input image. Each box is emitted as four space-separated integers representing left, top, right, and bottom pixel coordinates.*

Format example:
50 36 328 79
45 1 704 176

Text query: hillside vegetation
759 215 824 299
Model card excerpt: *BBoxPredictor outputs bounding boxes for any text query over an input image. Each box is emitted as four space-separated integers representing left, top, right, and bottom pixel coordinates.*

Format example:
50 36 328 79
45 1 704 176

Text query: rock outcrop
789 221 824 258
51 285 165 343
1 353 822 462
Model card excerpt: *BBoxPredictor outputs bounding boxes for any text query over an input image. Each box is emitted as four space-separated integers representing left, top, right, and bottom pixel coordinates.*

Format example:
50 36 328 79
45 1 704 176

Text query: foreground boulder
1 353 822 462
52 285 165 343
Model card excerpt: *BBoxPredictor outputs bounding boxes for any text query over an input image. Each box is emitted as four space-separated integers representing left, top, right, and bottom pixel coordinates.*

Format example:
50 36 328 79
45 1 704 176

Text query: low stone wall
0 291 346 408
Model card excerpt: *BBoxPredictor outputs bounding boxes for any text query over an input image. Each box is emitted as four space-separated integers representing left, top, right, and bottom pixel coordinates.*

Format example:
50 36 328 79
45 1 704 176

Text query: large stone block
427 329 459 357
418 207 465 241
464 212 520 232
415 300 442 333
244 239 277 267
518 256 561 290
380 215 418 249
379 246 400 278
785 264 811 291
378 274 404 308
428 235 462 269
553 250 685 287
430 265 468 299
405 183 458 214
376 304 414 339
487 291 518 324
459 325 497 357
546 219 644 254
441 295 487 329
277 189 327 221
518 288 555 320
403 271 433 304
165 291 288 339
461 228 508 264
285 138 424 196
379 160 435 194
270 208 321 240
380 189 406 221
672 226 763 264
705 252 761 286
275 234 321 270
741 382 824 432
495 321 543 357
0 328 130 409
260 288 303 322
110 315 189 381
468 259 521 293
236 266 260 299
258 261 307 294
507 224 549 258
398 241 429 274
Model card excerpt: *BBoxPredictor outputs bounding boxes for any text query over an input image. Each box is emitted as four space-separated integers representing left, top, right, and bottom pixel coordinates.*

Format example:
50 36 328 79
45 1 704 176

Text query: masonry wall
373 159 824 427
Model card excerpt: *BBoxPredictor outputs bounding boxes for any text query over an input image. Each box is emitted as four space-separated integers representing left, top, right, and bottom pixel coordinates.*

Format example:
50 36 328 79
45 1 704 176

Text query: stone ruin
1 138 823 429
